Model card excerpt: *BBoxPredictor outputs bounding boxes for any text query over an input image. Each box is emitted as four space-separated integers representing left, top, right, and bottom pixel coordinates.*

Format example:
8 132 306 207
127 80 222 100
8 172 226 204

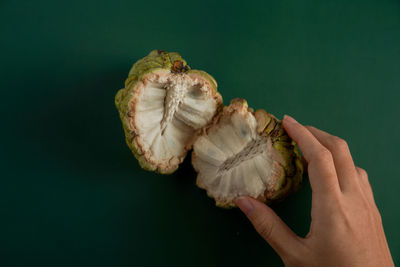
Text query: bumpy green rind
115 50 219 174
261 112 304 202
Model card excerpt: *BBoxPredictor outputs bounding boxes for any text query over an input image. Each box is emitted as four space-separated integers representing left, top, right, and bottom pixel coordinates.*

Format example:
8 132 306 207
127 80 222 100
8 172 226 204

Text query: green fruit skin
115 50 220 174
263 113 304 203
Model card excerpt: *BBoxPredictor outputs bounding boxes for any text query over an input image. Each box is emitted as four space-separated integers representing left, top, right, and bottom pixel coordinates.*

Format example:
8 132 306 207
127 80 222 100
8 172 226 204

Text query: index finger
282 115 340 194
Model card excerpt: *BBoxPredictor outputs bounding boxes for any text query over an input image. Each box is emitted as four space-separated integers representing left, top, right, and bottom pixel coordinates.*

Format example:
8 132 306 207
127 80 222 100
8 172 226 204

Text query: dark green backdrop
1 0 399 266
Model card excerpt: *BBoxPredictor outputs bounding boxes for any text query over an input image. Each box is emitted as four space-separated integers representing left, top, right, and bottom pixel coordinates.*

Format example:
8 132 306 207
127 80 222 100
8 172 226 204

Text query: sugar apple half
115 50 223 174
192 99 303 208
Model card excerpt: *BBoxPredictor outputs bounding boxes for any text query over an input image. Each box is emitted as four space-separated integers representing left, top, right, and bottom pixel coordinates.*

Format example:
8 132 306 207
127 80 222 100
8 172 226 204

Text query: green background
1 0 399 266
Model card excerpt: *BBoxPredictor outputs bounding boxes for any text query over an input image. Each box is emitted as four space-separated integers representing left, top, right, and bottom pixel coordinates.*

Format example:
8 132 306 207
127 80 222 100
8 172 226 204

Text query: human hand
235 115 394 267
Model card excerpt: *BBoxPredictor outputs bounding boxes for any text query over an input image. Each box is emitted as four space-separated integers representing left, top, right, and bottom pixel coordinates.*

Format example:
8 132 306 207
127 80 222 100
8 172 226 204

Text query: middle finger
305 126 359 192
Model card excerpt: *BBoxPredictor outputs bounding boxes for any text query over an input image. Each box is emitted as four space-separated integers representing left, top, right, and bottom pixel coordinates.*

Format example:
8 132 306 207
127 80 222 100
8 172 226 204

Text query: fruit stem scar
171 60 190 73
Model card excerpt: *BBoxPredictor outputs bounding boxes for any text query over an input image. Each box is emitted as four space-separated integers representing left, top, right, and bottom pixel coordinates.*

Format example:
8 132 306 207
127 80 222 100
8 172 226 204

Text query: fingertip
283 114 298 124
234 196 255 215
282 115 302 137
235 196 274 217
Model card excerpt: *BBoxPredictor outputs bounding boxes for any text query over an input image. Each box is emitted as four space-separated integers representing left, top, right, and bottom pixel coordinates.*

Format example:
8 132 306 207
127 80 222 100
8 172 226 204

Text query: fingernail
283 115 298 124
234 197 254 215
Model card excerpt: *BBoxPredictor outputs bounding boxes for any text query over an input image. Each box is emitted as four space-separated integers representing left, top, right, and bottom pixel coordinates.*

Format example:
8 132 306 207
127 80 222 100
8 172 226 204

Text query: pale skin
234 115 394 267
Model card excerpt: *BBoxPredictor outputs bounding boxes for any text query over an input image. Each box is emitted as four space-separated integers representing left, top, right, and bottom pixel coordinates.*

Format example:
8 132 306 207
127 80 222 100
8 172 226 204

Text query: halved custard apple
192 99 303 208
115 50 223 174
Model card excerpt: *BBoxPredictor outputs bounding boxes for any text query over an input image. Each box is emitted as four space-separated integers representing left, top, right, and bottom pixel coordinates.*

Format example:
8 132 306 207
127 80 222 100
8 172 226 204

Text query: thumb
235 196 303 258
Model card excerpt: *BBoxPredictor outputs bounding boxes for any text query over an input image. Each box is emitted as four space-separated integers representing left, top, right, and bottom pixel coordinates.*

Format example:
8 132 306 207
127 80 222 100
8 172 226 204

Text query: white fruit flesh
193 106 284 205
132 69 219 169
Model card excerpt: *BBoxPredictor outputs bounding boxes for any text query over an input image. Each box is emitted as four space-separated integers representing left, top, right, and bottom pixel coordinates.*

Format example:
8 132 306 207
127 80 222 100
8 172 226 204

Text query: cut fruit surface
192 99 303 208
115 50 223 174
